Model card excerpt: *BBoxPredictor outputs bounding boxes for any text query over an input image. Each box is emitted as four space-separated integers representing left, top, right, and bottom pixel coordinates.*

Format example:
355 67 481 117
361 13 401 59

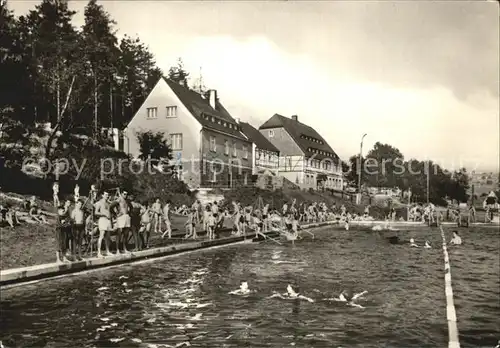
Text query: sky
9 0 500 173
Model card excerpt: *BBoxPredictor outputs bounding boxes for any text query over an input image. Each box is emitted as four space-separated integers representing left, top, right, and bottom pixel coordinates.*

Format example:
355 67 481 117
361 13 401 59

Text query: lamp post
357 133 367 205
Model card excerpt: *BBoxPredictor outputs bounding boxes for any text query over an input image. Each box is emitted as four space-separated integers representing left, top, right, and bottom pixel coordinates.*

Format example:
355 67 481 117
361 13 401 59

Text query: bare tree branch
45 75 76 160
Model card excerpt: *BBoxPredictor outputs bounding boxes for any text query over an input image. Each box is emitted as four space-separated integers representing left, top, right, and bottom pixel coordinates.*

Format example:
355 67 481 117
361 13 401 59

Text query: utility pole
426 160 430 204
357 133 367 205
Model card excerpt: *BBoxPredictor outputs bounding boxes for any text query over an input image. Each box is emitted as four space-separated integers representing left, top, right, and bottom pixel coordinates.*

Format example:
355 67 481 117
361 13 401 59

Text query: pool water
0 226 498 347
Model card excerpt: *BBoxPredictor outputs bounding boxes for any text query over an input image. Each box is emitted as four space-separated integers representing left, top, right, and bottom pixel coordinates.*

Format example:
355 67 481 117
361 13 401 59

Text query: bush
124 168 195 206
1 138 195 208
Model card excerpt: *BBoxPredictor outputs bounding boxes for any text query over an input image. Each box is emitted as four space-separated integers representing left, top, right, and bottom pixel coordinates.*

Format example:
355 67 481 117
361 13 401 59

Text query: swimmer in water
269 284 314 302
424 240 431 249
229 282 251 295
330 290 367 308
410 238 419 247
449 230 462 246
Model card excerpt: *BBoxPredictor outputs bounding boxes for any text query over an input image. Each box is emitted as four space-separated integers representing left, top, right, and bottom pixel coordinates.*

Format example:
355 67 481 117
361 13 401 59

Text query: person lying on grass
28 196 48 224
0 203 20 227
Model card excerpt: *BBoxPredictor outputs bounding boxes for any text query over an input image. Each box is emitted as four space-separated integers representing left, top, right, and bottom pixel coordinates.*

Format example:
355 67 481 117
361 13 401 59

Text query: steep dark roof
259 113 339 161
239 122 279 153
164 78 248 141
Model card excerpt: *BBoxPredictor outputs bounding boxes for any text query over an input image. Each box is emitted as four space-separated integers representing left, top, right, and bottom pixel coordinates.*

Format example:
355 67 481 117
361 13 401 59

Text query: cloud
165 36 498 170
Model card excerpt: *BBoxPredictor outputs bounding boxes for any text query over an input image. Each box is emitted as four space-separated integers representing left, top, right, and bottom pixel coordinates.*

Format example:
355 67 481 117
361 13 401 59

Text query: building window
212 169 217 182
243 145 248 159
232 141 237 157
269 130 275 137
166 106 177 117
244 172 248 185
210 136 216 152
170 133 183 150
256 150 261 160
147 107 157 119
224 140 229 155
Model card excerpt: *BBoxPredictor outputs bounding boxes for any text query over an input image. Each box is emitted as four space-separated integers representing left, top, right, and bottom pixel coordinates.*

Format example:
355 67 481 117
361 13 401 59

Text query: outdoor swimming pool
1 225 498 347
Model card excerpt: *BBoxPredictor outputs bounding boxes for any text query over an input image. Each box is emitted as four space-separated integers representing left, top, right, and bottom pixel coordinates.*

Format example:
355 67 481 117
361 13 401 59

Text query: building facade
124 77 253 189
259 114 343 190
239 122 280 176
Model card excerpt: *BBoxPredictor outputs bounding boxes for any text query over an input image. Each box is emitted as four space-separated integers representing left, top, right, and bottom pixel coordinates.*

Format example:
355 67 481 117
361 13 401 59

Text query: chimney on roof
209 89 217 109
291 115 298 121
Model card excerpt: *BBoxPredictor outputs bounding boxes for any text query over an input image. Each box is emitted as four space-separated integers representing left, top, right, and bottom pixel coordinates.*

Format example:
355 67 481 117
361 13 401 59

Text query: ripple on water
1 227 498 347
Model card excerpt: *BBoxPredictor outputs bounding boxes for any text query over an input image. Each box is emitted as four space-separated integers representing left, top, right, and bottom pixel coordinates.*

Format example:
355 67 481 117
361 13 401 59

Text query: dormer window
211 117 215 122
224 122 227 127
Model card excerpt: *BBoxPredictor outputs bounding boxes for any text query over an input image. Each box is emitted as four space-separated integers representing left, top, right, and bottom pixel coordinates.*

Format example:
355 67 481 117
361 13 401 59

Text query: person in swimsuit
70 199 85 260
55 203 71 263
211 201 219 220
449 230 462 245
191 200 200 224
239 208 246 236
184 208 197 239
151 198 162 233
233 207 242 235
29 196 48 224
161 201 172 239
94 191 113 257
138 202 152 248
52 182 60 207
262 203 269 232
115 190 131 253
207 213 216 240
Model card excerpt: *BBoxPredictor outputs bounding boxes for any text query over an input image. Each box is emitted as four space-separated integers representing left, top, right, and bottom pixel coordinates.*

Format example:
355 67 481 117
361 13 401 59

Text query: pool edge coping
1 219 497 288
440 225 461 348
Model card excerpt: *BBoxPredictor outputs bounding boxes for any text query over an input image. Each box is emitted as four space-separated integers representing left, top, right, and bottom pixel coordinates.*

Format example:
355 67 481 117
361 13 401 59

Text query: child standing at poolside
207 213 216 240
139 202 151 248
70 199 85 260
56 204 70 263
161 201 172 239
185 209 197 239
151 198 162 233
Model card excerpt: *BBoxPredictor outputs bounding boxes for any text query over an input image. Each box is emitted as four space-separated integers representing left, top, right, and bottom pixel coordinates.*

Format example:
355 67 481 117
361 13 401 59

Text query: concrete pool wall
1 219 497 287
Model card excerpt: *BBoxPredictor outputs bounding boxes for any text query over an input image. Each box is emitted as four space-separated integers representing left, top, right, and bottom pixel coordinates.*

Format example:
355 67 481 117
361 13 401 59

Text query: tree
115 35 162 129
343 155 361 187
81 0 122 134
0 109 41 170
364 142 404 188
21 0 83 159
449 168 469 203
0 5 33 121
136 131 173 163
167 57 190 87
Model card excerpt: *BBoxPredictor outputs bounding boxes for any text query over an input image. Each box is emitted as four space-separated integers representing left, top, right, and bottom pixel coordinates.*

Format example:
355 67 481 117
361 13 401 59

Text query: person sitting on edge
449 230 462 245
